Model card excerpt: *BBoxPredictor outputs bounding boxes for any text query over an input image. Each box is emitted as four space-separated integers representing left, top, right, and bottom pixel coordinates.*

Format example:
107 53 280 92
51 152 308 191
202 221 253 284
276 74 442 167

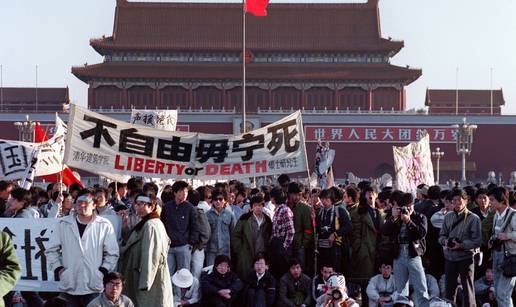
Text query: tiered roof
73 62 421 84
425 89 505 106
90 0 403 55
73 0 421 85
0 87 69 112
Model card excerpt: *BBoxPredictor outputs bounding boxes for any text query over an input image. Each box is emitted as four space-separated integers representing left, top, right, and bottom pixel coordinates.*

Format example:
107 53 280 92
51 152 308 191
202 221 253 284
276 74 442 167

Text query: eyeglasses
214 197 224 202
107 281 123 288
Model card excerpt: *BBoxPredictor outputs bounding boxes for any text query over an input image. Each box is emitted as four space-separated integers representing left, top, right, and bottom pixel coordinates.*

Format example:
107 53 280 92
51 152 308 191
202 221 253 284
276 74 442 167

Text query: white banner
0 116 65 181
64 105 308 180
2 219 60 291
131 109 178 131
393 133 435 194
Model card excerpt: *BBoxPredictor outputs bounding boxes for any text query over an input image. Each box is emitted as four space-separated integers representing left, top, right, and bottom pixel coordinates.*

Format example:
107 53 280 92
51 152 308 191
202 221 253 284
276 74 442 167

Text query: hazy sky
0 0 514 113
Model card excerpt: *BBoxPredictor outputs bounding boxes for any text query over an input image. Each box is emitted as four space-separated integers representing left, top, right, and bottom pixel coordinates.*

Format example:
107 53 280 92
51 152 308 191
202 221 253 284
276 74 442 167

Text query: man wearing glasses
206 189 236 266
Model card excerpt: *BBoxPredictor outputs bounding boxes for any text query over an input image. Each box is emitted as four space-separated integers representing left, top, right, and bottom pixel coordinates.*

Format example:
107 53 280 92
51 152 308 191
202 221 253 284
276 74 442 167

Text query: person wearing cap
172 268 200 307
118 193 173 307
315 274 359 307
231 194 272 279
439 188 481 307
86 272 134 307
46 193 119 306
287 182 314 272
414 184 429 212
201 254 243 307
206 188 236 266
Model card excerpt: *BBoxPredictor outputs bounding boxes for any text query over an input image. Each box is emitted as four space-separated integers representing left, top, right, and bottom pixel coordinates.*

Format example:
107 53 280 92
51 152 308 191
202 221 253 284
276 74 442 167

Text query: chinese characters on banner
64 105 308 180
305 126 458 143
393 133 435 194
0 115 66 181
2 219 59 291
131 109 178 131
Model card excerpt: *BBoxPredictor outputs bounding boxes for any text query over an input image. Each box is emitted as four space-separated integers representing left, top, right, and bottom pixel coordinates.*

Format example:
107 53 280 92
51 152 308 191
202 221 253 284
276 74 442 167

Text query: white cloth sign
131 109 178 131
2 219 60 291
393 133 435 194
64 105 308 180
0 116 65 180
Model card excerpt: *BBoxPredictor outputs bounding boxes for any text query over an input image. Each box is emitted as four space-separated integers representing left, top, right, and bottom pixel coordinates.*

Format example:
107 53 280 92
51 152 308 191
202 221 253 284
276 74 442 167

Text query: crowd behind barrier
1 176 516 307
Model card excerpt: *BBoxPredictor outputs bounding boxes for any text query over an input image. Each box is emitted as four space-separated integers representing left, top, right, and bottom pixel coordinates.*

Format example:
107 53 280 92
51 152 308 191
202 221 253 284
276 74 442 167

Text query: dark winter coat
231 212 273 279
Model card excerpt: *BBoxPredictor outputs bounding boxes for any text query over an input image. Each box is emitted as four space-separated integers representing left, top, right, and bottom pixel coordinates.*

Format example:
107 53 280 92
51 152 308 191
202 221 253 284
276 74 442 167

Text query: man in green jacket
287 182 314 273
0 230 20 307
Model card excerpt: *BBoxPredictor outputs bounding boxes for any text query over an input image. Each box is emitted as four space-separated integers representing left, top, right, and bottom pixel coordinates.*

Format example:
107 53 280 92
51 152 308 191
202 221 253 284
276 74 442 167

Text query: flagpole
490 67 493 116
36 65 39 112
0 64 3 111
455 67 459 115
242 0 247 133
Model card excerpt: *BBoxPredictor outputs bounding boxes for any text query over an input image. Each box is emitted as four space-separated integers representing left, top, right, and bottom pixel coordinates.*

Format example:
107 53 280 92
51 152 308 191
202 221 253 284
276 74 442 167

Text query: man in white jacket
46 194 119 307
366 261 396 307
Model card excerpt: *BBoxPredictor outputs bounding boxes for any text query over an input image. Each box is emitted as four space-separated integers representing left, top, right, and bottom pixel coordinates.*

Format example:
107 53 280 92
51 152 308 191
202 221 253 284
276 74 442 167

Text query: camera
400 207 409 215
331 289 343 300
490 236 503 251
447 238 461 248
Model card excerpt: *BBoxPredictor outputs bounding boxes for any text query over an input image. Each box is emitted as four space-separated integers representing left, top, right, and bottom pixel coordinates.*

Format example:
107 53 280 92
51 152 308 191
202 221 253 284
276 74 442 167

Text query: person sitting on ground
201 254 243 307
172 268 200 307
315 274 359 307
278 258 312 307
474 267 494 304
312 264 335 302
244 254 276 307
87 272 134 307
366 260 396 307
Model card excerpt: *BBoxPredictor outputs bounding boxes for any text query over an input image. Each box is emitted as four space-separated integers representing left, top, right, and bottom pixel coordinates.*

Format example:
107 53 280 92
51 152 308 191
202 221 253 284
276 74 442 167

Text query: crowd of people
1 176 516 307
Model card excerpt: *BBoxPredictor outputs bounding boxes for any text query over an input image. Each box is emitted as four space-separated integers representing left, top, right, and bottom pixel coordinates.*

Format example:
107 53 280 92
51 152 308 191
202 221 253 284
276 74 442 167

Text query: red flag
245 0 270 16
35 122 84 188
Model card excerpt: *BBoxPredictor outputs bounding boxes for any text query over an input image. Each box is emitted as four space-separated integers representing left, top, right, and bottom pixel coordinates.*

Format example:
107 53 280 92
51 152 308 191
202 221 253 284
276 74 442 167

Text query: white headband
136 196 151 204
76 195 93 203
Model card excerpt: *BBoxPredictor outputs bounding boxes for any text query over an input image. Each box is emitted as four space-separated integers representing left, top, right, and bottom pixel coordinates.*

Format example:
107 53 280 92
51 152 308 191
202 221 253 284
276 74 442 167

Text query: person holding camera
316 189 352 273
487 186 516 306
314 274 359 307
438 188 482 307
381 192 429 307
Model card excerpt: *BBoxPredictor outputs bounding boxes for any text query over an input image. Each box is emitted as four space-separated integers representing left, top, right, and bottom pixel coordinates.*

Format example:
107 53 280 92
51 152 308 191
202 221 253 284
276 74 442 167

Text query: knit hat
214 254 231 268
417 184 429 196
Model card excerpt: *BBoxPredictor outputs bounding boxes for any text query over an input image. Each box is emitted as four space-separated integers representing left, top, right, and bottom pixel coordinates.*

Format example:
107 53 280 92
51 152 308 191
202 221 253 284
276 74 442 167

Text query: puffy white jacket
366 274 396 307
46 213 119 295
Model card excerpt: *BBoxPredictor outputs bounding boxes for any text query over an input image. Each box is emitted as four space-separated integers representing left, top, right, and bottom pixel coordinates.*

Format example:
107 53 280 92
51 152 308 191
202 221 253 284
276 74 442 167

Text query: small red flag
245 0 270 16
35 122 84 188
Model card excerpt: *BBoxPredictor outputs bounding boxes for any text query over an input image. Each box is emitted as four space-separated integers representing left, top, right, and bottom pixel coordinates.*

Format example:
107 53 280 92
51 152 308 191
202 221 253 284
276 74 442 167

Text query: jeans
191 248 205 280
393 248 429 307
292 246 306 270
493 250 516 307
167 244 192 276
444 257 476 307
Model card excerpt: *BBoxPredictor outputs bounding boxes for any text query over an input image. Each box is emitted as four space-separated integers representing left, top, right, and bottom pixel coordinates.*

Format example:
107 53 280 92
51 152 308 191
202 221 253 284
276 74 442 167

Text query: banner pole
242 0 247 133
